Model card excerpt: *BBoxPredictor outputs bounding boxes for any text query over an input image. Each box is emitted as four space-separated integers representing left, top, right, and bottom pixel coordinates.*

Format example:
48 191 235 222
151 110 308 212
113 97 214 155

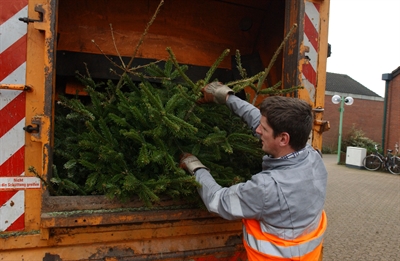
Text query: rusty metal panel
282 0 330 150
282 0 302 94
1 208 245 260
19 0 58 235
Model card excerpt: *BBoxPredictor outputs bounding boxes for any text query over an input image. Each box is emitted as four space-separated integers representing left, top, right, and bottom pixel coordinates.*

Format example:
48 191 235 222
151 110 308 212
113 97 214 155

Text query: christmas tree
51 47 300 207
47 1 300 206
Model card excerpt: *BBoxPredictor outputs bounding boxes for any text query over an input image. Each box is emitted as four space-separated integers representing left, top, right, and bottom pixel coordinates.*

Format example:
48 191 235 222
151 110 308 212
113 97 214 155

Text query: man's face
255 116 280 157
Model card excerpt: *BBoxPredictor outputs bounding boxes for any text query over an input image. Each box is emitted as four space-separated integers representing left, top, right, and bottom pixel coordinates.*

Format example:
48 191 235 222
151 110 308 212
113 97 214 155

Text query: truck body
0 0 330 260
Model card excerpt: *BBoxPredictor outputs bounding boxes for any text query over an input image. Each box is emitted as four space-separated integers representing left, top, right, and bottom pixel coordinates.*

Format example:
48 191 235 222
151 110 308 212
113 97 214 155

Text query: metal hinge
24 115 50 143
18 5 44 24
19 4 50 33
23 124 40 133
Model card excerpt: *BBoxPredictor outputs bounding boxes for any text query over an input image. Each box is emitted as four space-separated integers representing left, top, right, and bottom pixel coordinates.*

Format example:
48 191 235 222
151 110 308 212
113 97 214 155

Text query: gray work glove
180 153 209 175
197 82 233 105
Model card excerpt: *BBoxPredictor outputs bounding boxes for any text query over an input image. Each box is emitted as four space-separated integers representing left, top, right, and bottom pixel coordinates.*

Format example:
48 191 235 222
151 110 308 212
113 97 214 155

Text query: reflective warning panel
0 0 28 232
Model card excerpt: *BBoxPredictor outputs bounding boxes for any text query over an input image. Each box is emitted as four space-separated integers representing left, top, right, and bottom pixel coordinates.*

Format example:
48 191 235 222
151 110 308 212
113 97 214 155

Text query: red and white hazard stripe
302 1 320 101
0 0 28 232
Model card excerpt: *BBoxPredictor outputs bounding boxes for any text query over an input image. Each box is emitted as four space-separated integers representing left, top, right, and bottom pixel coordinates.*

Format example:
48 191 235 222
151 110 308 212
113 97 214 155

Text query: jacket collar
261 145 311 170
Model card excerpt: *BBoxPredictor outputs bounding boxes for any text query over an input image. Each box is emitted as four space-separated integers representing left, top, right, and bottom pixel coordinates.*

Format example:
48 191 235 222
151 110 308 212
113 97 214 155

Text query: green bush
342 125 378 154
321 146 336 154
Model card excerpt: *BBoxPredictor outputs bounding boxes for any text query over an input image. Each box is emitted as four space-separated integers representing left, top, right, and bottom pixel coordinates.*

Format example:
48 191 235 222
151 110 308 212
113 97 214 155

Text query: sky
326 0 400 97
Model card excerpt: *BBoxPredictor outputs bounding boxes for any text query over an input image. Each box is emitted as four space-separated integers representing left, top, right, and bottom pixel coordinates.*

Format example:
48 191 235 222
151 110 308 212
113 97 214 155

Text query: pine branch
253 23 298 104
28 166 58 196
203 49 231 87
166 47 197 90
235 49 247 79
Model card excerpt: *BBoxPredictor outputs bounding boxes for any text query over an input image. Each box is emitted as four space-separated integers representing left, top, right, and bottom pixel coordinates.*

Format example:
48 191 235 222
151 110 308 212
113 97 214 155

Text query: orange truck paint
0 0 330 260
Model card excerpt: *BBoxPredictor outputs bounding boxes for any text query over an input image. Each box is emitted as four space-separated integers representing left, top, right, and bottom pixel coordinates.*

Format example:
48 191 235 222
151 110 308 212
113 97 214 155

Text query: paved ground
322 154 400 261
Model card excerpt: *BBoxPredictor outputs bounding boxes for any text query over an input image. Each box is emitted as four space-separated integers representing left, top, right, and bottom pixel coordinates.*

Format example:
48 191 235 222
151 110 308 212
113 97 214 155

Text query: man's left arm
194 168 267 220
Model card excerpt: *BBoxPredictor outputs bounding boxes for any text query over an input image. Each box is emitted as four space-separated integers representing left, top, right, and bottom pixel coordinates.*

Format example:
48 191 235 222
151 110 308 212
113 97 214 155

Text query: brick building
383 66 400 152
322 72 384 151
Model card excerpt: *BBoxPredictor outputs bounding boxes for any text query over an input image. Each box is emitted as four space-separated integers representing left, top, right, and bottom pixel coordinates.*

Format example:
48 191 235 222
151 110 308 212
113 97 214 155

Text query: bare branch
125 0 164 71
91 39 125 71
109 23 126 68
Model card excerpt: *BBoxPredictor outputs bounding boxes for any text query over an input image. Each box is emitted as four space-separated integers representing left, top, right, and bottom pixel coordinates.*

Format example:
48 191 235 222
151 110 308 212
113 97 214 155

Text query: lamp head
331 95 341 104
344 96 354 105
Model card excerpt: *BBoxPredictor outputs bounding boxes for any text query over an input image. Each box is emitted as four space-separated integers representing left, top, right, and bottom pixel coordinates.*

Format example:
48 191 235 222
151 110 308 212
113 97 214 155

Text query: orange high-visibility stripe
243 211 327 260
244 240 323 261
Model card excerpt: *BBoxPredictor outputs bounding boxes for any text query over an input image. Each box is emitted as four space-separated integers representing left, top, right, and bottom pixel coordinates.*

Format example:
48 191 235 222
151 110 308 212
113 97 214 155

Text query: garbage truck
0 0 330 259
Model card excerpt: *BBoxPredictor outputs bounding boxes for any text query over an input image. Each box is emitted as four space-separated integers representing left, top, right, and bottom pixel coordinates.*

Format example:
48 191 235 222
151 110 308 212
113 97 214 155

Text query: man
180 82 328 261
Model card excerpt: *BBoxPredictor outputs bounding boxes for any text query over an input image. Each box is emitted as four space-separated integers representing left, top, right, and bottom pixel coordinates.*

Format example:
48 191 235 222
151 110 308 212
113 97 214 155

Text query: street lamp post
332 95 354 164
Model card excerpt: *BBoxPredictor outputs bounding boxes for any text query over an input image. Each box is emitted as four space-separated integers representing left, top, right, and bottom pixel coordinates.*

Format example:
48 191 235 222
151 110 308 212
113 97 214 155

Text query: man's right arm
226 95 261 136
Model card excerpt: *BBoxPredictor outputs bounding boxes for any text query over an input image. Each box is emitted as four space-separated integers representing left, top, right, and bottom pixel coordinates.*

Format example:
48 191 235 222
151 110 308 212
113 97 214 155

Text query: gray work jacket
194 95 328 240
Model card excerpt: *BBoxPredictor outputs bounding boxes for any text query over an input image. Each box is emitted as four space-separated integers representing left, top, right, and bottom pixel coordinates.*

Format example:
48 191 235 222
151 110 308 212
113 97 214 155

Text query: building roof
391 66 400 78
326 72 382 98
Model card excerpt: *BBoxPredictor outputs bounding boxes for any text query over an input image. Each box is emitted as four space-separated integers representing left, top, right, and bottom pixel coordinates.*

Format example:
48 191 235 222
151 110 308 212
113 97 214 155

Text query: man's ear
279 132 290 147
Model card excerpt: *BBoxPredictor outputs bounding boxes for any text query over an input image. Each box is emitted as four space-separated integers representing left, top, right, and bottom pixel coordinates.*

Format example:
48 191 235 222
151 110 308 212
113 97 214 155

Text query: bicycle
363 144 400 175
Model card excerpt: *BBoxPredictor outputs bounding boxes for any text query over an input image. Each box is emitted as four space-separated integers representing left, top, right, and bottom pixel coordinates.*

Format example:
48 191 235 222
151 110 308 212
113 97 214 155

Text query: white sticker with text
0 177 41 190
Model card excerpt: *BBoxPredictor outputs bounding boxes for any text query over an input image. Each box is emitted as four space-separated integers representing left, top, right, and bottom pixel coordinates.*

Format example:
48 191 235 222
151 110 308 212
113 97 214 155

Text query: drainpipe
381 73 392 150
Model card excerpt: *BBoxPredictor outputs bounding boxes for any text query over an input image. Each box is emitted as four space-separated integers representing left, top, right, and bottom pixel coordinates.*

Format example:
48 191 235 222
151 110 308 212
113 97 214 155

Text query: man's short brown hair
259 96 313 151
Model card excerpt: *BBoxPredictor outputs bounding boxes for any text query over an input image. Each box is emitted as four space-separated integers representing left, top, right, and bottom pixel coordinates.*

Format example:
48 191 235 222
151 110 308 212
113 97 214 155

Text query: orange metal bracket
32 4 50 32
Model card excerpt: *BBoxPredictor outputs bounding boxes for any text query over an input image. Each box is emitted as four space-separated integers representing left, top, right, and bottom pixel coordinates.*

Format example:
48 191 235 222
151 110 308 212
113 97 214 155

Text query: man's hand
197 82 233 104
180 153 209 175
